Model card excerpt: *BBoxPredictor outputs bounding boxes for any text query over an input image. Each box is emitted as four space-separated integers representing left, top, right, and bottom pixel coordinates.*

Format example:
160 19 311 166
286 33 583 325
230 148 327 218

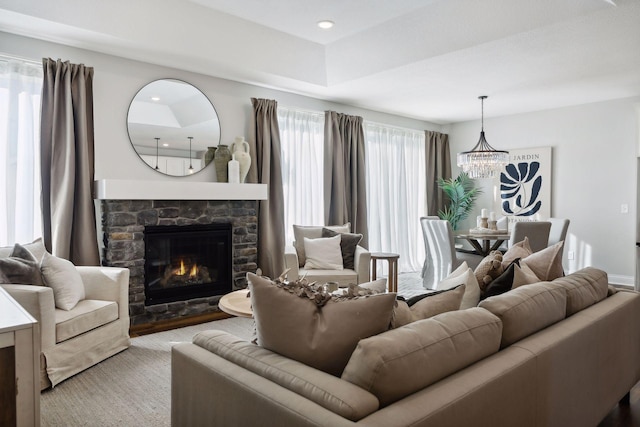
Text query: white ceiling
0 0 639 124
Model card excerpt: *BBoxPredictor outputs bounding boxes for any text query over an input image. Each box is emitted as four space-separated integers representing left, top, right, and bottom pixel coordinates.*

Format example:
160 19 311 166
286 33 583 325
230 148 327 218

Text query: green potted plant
437 172 482 230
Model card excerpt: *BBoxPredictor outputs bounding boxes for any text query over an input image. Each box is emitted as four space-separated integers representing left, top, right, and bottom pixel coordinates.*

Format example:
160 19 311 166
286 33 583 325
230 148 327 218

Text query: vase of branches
437 172 482 231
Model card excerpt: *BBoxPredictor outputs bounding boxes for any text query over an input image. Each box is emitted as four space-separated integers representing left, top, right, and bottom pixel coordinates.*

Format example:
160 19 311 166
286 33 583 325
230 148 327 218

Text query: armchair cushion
322 228 363 270
55 299 119 343
0 243 44 286
293 223 350 267
41 252 85 310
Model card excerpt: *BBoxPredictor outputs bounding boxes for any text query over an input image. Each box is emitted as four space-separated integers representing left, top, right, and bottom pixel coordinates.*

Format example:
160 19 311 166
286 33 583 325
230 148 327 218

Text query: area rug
40 317 254 426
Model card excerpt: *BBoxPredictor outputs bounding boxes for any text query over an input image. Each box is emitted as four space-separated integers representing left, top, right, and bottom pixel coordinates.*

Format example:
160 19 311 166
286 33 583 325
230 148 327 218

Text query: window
0 58 43 246
365 122 426 273
277 107 325 244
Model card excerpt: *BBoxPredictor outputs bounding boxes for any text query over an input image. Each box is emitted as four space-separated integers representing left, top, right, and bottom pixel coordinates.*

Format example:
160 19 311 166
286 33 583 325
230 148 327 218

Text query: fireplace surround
100 199 258 326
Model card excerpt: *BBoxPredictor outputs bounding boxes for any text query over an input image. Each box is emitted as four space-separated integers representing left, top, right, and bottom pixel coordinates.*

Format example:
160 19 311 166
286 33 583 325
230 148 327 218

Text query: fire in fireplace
144 223 232 305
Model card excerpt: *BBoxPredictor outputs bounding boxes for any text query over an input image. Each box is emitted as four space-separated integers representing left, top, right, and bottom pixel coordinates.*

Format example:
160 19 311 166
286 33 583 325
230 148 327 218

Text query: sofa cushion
293 223 350 267
303 235 344 270
520 241 564 281
551 267 609 316
55 299 119 343
322 228 363 270
479 282 566 348
435 262 481 309
193 330 379 421
247 272 396 376
41 252 86 311
0 243 44 286
342 308 502 407
392 285 465 328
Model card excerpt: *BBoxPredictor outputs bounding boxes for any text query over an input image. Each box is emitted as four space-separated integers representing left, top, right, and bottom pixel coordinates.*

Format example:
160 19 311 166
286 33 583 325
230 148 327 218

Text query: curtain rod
0 53 41 65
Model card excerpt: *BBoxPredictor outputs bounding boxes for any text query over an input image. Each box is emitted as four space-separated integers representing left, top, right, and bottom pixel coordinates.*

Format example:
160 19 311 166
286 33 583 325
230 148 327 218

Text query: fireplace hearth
100 199 258 326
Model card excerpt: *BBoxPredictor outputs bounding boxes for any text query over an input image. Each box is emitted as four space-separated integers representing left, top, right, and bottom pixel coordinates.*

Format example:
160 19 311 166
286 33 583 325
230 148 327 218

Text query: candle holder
488 220 497 230
480 217 489 229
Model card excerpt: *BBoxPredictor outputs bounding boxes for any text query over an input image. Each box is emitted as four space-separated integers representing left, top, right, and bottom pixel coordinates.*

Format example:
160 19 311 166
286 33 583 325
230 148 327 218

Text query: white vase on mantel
231 136 251 183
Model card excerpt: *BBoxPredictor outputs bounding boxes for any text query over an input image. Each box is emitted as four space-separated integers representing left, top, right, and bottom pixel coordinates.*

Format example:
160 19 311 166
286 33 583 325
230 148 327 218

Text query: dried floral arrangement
253 268 378 308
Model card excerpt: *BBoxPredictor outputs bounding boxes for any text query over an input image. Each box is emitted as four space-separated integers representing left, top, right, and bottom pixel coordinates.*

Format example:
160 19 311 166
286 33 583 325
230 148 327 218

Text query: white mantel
94 179 268 200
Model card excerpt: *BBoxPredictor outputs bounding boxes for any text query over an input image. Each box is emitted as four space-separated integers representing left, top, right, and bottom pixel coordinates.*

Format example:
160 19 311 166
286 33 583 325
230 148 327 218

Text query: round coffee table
218 289 252 318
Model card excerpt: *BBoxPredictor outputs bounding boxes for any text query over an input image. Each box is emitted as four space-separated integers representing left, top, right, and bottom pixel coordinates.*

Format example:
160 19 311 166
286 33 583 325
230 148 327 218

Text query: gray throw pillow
0 243 44 286
322 228 363 270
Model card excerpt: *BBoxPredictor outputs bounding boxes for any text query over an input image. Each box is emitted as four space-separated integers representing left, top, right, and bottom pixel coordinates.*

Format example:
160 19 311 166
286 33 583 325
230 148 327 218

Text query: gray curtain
40 58 99 266
247 98 285 278
425 130 452 217
324 111 369 248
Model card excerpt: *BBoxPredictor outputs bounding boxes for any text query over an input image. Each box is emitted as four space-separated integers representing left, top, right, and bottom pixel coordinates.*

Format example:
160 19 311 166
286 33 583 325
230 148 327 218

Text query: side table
218 289 253 318
370 252 400 293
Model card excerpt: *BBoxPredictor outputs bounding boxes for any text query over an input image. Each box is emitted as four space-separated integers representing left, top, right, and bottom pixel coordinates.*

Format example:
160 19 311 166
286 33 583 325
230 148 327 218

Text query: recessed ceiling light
317 20 334 30
162 143 169 147
151 96 160 101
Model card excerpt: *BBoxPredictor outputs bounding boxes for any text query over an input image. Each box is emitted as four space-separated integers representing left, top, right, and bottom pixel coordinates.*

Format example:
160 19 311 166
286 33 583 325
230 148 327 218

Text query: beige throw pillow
40 252 86 310
520 241 564 281
501 237 533 268
293 223 350 267
247 272 396 376
303 235 344 270
436 262 481 309
511 263 540 289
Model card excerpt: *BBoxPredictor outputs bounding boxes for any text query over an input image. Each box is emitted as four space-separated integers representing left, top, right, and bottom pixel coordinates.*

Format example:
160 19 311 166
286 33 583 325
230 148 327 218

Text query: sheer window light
0 58 43 246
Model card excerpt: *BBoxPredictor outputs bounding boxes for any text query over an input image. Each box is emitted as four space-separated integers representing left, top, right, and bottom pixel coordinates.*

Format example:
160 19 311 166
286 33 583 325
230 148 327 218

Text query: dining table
455 230 511 257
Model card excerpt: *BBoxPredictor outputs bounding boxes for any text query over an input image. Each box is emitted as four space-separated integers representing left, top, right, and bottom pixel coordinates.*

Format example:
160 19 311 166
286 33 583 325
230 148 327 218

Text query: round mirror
127 79 221 176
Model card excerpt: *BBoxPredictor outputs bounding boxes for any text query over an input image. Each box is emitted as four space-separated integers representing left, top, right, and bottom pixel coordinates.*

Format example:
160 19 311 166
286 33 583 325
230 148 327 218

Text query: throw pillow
293 223 351 267
0 243 44 286
520 241 564 281
474 251 504 291
40 252 86 311
247 272 396 376
303 235 344 270
321 228 363 270
501 237 533 268
392 285 466 328
357 278 387 294
435 261 481 309
511 263 540 289
481 262 517 301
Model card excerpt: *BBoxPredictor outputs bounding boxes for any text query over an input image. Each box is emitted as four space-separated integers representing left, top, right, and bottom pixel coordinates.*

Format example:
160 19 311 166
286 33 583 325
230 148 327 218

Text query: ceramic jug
230 136 251 183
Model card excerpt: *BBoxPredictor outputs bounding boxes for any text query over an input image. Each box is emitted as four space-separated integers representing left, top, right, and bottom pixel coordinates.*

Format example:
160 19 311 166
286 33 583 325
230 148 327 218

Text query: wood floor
599 382 640 426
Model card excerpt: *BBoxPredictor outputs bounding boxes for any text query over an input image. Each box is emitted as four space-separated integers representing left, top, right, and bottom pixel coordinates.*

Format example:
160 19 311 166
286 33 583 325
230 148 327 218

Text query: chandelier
456 96 509 179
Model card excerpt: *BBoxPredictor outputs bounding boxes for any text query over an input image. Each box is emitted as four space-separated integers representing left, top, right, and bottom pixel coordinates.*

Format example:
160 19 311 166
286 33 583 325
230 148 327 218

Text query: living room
1 0 640 426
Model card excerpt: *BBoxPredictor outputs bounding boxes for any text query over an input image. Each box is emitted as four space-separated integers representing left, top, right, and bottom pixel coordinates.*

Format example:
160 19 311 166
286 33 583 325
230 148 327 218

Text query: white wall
0 32 440 184
445 97 640 284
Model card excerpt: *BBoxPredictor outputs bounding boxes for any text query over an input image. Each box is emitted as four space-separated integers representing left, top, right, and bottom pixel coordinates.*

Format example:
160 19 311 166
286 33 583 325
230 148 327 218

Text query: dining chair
508 221 552 253
420 218 483 289
547 218 570 247
419 216 439 279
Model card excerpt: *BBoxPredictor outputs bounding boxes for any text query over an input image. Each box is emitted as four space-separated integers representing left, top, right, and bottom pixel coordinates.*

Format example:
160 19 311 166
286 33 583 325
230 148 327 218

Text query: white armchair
0 241 130 389
285 244 371 287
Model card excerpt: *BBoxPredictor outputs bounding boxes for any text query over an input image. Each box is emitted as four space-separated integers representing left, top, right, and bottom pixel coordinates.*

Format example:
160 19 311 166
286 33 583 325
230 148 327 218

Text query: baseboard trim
129 311 232 337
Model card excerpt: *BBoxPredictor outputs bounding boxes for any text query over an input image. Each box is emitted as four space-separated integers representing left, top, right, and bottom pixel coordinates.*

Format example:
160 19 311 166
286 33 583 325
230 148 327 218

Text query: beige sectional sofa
171 267 640 426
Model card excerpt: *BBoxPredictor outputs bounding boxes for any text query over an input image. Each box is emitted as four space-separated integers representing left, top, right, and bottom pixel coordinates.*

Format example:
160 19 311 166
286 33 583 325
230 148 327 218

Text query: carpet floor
40 272 427 426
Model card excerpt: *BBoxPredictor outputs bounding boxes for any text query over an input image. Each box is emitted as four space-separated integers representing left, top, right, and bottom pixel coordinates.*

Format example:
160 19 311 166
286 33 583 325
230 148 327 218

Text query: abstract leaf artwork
499 147 551 220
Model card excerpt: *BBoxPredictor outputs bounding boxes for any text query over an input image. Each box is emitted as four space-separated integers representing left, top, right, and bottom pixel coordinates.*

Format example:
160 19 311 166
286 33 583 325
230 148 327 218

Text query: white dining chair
547 218 570 247
420 218 483 289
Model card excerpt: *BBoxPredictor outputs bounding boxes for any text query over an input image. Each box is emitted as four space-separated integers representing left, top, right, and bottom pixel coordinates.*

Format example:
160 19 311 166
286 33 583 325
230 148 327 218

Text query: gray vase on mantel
214 144 231 183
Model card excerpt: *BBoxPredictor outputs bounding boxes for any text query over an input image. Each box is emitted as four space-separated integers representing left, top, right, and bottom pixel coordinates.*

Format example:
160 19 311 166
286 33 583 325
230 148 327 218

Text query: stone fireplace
100 199 258 326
